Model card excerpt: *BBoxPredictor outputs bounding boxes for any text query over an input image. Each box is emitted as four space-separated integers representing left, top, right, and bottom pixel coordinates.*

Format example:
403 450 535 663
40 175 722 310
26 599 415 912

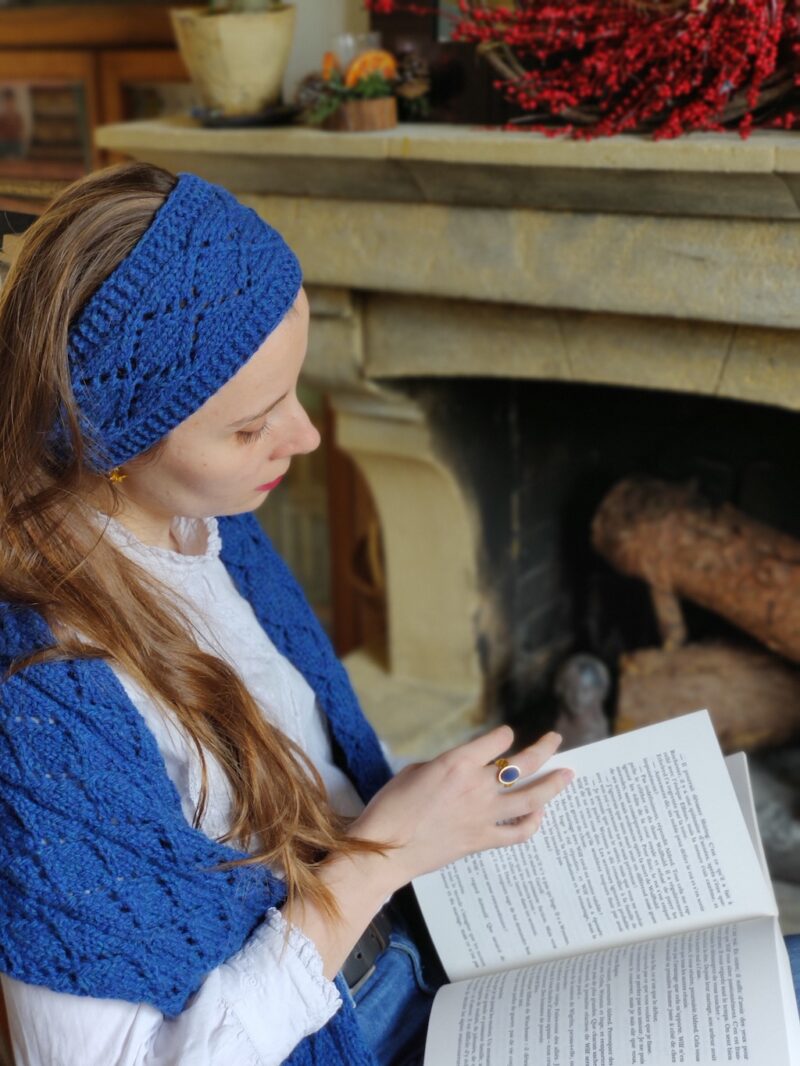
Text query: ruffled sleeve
2 910 341 1066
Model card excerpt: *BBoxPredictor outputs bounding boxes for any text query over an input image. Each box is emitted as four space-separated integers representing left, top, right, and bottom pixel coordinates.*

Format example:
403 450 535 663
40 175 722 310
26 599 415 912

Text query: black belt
342 907 393 995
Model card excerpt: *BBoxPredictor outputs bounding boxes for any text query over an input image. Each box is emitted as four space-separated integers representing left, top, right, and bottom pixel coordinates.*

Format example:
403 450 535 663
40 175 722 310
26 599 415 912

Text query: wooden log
592 476 800 664
648 585 688 650
616 642 800 752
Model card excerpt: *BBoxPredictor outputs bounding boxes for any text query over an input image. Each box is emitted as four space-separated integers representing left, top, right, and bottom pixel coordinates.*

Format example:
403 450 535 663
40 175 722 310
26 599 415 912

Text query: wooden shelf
0 3 187 49
0 7 193 210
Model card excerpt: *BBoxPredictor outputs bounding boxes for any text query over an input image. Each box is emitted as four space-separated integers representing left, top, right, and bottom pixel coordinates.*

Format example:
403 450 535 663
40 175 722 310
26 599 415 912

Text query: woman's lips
257 476 284 492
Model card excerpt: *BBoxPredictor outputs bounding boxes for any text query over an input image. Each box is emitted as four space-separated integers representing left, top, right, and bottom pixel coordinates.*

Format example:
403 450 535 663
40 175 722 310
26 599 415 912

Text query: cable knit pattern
0 511 390 1064
60 173 302 471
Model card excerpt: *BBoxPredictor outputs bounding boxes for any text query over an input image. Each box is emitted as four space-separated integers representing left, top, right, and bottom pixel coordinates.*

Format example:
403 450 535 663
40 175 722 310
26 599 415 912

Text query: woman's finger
452 723 515 768
488 730 563 785
506 766 574 813
491 768 574 840
484 766 574 834
494 808 545 844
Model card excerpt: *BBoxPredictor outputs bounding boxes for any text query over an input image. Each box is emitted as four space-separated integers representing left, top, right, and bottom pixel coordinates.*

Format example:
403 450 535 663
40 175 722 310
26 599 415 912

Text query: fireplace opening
403 378 800 731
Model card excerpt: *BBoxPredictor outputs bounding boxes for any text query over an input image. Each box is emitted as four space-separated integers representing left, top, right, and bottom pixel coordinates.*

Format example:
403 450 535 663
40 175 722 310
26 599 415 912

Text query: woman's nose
288 404 321 457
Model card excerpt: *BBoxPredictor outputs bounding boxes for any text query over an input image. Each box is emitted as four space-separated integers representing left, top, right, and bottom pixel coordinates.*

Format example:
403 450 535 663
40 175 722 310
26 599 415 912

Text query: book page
724 753 773 887
725 754 800 1063
772 917 800 1066
414 712 776 980
423 917 795 1066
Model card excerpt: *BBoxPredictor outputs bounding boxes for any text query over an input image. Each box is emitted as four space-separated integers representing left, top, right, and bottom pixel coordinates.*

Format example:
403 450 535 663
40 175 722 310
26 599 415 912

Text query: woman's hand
286 725 572 980
349 725 572 887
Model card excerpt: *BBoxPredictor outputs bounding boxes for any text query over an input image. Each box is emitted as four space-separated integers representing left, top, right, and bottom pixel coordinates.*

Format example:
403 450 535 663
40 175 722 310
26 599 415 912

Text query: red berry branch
365 0 800 138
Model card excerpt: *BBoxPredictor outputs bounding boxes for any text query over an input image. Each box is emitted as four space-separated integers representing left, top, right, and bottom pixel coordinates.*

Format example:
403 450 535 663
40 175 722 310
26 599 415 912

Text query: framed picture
0 50 96 214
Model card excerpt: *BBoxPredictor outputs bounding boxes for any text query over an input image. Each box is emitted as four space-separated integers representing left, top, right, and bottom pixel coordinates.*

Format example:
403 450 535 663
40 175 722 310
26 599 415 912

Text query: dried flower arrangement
299 47 430 129
365 0 800 139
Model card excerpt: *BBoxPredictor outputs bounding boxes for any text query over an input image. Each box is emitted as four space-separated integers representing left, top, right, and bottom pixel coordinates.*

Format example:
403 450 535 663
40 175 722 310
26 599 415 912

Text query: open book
414 711 800 1066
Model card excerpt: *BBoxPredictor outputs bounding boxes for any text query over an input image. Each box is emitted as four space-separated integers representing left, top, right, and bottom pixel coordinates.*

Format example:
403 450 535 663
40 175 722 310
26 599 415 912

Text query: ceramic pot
170 4 296 117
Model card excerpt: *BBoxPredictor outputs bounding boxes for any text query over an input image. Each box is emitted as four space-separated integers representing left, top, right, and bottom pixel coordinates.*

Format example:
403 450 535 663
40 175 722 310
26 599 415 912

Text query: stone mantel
92 117 800 754
96 117 800 220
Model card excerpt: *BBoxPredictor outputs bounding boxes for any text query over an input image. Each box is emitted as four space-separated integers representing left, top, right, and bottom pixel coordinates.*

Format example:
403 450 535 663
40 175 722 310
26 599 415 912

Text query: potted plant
299 47 429 132
170 0 295 118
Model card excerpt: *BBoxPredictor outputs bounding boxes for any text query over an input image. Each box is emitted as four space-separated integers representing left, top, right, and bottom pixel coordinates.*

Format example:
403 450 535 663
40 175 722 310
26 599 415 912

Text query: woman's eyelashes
236 419 272 445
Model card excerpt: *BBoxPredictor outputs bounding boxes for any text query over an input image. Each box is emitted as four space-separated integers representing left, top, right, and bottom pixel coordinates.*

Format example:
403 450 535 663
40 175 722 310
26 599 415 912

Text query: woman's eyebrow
226 391 289 429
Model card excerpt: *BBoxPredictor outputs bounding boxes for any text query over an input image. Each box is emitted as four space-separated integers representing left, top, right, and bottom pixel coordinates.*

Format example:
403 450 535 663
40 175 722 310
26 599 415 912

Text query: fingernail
561 769 575 783
550 732 562 744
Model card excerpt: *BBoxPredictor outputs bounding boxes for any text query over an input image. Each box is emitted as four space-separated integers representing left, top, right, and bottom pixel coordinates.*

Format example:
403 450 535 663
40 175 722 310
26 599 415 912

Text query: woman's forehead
182 295 309 429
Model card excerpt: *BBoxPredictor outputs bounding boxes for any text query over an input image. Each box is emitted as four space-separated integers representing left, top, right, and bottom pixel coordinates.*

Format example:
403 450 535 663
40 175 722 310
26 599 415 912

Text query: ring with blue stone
494 758 521 787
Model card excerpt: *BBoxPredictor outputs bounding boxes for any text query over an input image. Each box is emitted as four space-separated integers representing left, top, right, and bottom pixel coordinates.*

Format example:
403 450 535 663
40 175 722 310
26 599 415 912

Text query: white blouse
1 512 369 1066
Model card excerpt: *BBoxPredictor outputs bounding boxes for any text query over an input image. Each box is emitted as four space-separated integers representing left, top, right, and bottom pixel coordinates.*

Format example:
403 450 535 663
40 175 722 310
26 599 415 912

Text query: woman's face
118 287 320 530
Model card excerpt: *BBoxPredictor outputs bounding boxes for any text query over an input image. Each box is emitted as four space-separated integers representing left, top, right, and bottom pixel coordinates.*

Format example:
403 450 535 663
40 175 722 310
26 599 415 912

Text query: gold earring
107 466 127 483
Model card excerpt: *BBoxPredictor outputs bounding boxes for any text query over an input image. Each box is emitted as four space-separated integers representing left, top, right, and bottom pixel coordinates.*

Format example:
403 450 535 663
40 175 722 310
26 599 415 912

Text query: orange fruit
322 51 341 82
344 49 398 89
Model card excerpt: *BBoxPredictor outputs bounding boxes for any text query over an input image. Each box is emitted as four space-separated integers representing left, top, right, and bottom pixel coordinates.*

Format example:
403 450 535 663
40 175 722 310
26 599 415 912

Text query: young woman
0 162 574 1065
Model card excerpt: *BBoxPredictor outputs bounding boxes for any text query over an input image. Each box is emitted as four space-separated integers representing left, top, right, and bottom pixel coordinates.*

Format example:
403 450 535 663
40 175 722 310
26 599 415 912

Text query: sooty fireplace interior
404 382 799 724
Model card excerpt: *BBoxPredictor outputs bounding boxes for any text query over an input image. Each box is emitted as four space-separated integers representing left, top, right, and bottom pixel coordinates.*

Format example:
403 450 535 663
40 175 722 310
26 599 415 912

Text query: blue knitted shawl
0 511 392 1064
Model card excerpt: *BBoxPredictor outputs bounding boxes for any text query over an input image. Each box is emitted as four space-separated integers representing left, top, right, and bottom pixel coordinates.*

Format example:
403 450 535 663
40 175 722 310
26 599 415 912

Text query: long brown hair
0 162 384 916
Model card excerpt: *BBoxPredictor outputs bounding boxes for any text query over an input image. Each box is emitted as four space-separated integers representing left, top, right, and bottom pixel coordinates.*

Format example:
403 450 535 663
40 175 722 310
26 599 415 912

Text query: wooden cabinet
0 3 193 212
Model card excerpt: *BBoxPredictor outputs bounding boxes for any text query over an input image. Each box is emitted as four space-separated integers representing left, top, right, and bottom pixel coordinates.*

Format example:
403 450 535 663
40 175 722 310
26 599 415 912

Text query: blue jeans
352 931 800 1065
343 900 446 1066
788 934 800 1007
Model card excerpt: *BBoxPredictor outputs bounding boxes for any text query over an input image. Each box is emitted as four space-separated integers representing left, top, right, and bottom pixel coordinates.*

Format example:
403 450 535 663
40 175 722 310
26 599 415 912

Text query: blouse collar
92 508 222 570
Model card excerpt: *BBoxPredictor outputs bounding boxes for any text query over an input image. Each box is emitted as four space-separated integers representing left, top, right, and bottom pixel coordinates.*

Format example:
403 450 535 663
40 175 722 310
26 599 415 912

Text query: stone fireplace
93 119 800 763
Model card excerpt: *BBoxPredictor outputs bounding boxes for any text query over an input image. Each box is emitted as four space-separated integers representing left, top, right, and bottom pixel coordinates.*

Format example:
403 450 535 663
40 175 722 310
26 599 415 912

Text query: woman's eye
237 421 271 444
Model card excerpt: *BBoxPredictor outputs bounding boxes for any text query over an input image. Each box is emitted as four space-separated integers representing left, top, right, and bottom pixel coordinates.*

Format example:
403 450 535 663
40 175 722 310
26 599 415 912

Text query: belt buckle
348 961 377 997
344 910 392 996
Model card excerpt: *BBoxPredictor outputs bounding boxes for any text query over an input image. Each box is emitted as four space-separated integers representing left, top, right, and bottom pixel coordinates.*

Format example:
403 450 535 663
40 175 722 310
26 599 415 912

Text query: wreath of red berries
366 0 800 139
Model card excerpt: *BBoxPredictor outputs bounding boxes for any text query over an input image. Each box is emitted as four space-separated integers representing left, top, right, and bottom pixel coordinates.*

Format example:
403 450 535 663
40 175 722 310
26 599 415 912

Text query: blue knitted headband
63 172 303 472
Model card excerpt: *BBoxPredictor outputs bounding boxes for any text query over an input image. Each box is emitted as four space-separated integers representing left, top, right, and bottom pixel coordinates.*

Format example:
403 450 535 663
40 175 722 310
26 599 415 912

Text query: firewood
592 476 800 664
616 642 800 752
648 585 687 650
